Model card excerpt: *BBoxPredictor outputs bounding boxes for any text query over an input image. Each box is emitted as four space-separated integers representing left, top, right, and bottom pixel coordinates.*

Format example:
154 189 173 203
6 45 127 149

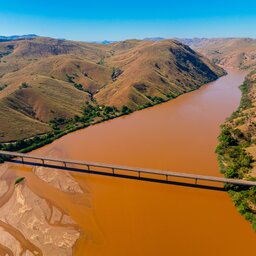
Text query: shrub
0 84 7 91
74 83 83 91
121 106 131 114
19 82 30 89
104 106 114 114
15 177 25 185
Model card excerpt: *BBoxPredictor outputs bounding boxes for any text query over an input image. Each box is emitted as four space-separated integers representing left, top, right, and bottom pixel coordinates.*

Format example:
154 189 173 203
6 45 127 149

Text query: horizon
1 0 256 41
1 34 256 43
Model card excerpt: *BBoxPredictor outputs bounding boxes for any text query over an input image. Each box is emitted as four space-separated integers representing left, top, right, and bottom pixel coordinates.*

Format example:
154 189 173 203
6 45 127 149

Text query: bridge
1 150 256 190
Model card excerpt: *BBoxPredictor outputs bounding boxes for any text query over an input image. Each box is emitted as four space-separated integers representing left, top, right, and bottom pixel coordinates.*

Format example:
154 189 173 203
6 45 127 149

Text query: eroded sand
0 150 82 255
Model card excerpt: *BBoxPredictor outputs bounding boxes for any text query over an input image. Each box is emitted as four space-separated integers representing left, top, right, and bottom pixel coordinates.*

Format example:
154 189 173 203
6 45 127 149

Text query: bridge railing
0 150 256 187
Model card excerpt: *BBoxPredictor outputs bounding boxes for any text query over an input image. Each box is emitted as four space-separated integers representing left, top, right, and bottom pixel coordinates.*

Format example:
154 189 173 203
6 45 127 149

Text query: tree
121 106 131 114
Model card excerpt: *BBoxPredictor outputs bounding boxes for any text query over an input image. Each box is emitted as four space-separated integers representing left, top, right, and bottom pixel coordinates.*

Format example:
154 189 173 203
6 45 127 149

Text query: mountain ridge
0 34 38 42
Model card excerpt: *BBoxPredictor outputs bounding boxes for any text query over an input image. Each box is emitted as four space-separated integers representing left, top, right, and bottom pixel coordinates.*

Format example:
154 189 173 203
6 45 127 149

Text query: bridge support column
195 178 197 185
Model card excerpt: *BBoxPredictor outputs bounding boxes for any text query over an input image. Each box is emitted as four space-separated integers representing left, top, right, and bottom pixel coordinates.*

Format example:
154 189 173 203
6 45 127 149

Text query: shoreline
216 70 256 231
0 73 226 160
1 67 254 255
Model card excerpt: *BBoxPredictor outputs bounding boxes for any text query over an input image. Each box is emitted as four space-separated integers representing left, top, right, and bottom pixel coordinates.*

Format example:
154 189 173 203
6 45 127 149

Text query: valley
0 36 256 255
1 68 255 256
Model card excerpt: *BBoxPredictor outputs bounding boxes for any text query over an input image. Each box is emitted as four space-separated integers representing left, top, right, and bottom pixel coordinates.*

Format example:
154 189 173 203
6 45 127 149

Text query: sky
0 0 256 41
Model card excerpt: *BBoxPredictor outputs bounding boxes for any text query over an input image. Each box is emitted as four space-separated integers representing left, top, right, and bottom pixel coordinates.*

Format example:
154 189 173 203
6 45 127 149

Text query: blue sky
0 0 256 41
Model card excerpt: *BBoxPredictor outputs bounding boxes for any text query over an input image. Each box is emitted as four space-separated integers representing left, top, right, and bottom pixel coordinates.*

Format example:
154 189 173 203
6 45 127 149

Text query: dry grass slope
0 37 225 142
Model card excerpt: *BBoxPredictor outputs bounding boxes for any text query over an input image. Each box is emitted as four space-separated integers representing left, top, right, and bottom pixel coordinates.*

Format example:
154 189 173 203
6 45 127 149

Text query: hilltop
0 37 224 143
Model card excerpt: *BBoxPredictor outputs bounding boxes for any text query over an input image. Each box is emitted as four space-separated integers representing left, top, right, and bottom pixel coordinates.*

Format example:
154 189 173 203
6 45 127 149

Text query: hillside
216 71 256 229
179 38 256 70
0 37 225 143
96 40 224 108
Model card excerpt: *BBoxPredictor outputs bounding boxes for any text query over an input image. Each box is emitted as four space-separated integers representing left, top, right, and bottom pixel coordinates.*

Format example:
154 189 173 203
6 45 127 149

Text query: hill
96 39 224 108
0 37 225 143
178 38 256 70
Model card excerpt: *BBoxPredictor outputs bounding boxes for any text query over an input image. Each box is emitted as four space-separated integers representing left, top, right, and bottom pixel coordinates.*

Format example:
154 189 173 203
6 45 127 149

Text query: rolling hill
0 37 225 143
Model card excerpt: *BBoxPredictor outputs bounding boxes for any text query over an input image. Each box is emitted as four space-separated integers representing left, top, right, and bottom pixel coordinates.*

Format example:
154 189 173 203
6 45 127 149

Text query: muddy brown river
3 69 256 255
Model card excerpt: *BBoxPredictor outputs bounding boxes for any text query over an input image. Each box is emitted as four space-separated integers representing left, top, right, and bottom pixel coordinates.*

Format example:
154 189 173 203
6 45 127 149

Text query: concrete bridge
1 150 256 190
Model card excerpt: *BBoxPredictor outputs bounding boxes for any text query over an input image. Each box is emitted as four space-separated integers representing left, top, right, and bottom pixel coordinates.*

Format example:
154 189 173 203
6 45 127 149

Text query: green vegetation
66 73 87 91
0 84 8 91
0 47 13 58
66 74 75 83
216 73 256 230
121 106 132 114
216 126 252 179
19 82 30 89
138 91 185 110
150 96 165 104
74 83 83 91
15 177 25 185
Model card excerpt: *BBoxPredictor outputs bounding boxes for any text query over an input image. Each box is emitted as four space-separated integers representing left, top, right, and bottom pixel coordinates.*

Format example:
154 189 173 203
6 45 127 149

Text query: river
6 69 256 255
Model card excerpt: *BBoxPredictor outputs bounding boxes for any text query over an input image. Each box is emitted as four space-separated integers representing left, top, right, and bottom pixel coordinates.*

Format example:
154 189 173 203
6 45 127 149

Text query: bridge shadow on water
8 159 226 192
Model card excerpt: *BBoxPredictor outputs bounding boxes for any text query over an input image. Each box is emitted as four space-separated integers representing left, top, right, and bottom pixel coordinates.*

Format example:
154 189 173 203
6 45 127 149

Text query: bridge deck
1 150 256 187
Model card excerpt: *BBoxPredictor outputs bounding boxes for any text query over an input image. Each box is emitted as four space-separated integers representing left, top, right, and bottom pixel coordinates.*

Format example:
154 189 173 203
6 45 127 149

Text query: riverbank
0 74 222 162
216 70 256 230
1 69 255 256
